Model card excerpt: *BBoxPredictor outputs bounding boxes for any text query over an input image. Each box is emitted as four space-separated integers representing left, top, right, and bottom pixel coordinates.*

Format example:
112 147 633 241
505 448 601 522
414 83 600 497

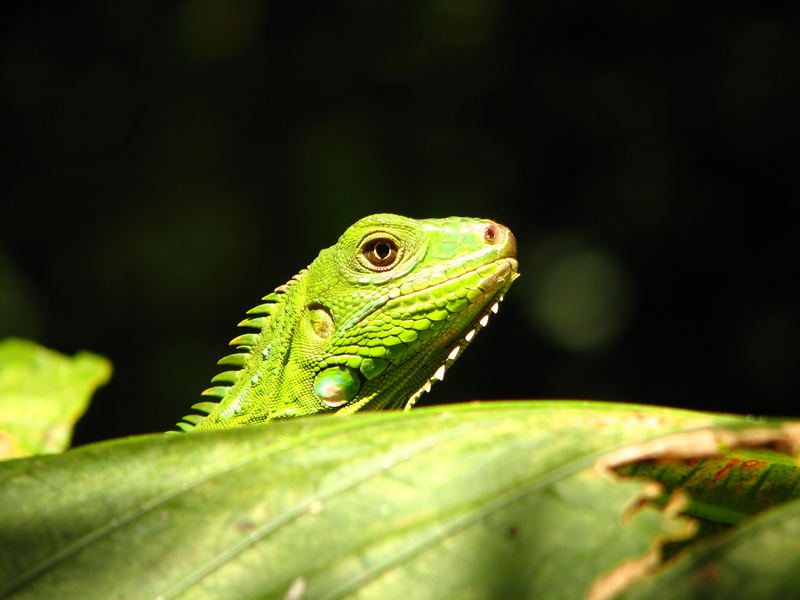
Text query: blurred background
1 2 798 444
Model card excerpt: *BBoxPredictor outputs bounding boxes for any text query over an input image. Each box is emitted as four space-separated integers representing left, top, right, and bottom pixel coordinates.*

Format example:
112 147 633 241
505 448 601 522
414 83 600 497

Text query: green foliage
1 400 798 599
0 338 111 459
618 447 800 524
620 497 800 599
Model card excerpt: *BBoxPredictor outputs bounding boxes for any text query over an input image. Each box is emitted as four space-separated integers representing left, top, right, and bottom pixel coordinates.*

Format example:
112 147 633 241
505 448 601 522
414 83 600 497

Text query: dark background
1 2 797 445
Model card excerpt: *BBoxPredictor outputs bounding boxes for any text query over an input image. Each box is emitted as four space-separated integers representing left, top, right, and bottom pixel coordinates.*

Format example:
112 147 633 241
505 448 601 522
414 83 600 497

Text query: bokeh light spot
524 235 635 352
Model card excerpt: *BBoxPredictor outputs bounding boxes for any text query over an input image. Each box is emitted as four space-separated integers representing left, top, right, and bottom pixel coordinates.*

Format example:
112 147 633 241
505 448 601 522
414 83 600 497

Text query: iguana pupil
375 242 391 259
363 238 398 268
179 213 518 431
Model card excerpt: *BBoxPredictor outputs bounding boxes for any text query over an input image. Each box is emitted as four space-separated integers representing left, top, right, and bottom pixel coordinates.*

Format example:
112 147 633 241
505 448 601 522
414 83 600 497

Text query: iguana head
185 213 518 430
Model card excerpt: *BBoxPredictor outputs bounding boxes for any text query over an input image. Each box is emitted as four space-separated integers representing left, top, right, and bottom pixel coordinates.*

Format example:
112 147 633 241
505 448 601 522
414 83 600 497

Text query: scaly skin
180 213 518 431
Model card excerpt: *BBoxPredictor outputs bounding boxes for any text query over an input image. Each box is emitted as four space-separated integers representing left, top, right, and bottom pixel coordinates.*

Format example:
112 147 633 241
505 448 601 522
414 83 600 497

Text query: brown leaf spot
236 519 256 532
713 458 740 481
741 459 767 469
694 562 723 584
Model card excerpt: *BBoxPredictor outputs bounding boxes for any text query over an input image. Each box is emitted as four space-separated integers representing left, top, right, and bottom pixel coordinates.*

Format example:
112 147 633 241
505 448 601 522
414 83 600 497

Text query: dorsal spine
175 268 308 431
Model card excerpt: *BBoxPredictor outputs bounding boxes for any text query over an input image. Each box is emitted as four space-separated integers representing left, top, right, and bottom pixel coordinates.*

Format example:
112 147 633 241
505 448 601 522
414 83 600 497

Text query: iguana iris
179 213 518 431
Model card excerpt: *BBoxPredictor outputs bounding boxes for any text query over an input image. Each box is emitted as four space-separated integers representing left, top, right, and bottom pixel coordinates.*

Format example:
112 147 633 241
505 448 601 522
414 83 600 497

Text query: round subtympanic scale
313 366 362 407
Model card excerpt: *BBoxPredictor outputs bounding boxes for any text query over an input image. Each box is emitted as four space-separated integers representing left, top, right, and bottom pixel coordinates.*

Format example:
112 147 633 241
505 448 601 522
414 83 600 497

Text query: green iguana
179 213 518 431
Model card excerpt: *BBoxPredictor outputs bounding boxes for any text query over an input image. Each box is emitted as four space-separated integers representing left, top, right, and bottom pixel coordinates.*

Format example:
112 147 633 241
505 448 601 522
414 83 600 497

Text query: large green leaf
0 338 112 459
0 401 796 599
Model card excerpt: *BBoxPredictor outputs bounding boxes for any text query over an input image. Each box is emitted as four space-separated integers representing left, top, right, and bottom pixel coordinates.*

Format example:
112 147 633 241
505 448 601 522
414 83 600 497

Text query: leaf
617 445 800 524
617 496 800 599
0 338 112 459
0 401 795 599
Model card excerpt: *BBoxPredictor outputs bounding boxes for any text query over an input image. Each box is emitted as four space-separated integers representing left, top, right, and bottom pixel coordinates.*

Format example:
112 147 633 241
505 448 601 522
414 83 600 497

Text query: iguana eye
361 237 399 269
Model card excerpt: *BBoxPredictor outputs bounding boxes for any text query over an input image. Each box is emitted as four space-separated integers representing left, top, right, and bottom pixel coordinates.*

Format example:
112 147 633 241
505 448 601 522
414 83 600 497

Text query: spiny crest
174 267 308 431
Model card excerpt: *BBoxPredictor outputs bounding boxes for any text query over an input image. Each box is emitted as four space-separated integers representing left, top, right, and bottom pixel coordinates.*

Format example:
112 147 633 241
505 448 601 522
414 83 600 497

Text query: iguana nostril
484 224 499 244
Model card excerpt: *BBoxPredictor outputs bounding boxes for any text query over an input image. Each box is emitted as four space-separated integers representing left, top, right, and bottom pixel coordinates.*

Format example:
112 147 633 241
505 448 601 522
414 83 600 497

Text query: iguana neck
186 268 311 429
